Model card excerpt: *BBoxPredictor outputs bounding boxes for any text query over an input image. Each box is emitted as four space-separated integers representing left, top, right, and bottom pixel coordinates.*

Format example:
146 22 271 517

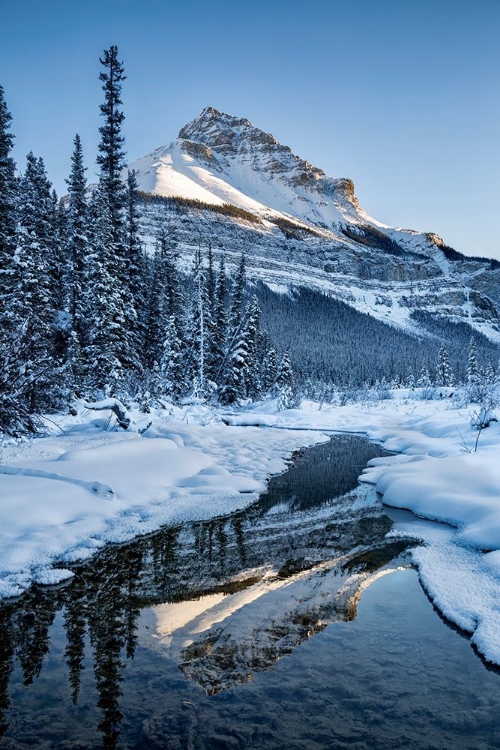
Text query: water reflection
0 435 411 748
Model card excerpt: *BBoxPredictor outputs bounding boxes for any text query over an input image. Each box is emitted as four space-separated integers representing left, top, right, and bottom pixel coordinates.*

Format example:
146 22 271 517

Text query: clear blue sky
1 0 499 258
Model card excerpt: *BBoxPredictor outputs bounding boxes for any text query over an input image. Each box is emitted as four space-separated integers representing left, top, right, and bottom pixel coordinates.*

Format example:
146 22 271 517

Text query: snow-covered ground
228 396 500 664
0 405 327 599
2 394 500 665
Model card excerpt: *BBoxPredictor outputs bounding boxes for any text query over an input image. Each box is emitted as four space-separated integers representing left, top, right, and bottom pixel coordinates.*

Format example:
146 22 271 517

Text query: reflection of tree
89 607 125 749
206 520 215 561
231 516 247 567
150 527 180 595
63 574 87 704
0 433 401 743
13 586 57 686
123 546 143 659
0 604 14 736
85 544 144 749
216 519 228 575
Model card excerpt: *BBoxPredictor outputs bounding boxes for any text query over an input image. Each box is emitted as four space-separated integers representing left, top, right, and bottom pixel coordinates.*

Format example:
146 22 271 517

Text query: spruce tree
64 135 90 396
219 297 261 405
229 253 246 331
161 221 184 323
0 85 17 292
204 242 218 381
436 345 453 387
206 242 215 303
143 241 168 367
48 188 66 310
125 169 146 371
467 337 479 385
262 347 278 395
83 187 125 392
184 248 211 397
159 315 184 401
97 45 126 241
220 253 247 401
13 153 58 412
95 46 139 378
0 85 26 433
212 253 228 383
66 135 88 336
275 352 294 409
485 362 496 384
243 295 262 399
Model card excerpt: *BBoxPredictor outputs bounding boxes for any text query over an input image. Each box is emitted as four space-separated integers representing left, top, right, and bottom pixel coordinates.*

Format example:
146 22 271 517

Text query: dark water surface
0 434 499 749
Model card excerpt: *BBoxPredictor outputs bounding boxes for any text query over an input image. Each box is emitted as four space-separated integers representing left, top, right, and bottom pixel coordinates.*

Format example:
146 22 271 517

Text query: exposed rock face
128 107 500 342
177 106 357 209
178 138 217 165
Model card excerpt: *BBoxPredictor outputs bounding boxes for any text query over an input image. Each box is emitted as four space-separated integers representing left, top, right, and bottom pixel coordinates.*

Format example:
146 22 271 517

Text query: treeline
0 48 291 435
256 284 499 386
273 216 323 239
340 223 406 257
139 193 263 225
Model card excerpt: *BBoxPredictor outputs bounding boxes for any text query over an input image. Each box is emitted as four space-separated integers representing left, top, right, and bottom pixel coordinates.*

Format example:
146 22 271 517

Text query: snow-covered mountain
128 106 500 343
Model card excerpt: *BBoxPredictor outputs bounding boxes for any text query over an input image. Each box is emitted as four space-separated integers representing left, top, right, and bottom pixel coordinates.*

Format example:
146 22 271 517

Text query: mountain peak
178 106 278 152
129 106 362 225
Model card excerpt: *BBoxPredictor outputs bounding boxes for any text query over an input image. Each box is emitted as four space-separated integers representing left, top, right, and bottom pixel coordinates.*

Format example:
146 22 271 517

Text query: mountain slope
128 107 500 345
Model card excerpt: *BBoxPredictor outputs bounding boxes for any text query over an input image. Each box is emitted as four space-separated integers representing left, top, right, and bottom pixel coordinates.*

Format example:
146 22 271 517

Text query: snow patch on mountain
126 106 500 344
129 107 459 263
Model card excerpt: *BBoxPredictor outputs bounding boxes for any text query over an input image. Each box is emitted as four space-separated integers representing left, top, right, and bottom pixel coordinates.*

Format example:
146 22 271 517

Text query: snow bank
231 398 500 665
0 410 327 599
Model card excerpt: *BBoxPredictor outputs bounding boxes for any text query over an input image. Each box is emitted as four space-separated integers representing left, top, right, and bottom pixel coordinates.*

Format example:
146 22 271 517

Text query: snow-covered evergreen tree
12 153 59 412
64 134 89 392
406 372 415 390
467 337 480 385
83 187 126 393
124 169 146 373
95 46 139 378
159 315 184 401
242 295 262 399
66 136 88 331
203 243 218 382
184 248 212 397
219 295 262 404
143 241 168 367
229 253 246 331
417 365 432 388
0 85 26 432
96 46 126 244
436 345 454 386
275 352 294 409
206 242 216 311
484 362 496 384
161 222 184 324
0 85 16 287
262 347 278 395
211 253 228 383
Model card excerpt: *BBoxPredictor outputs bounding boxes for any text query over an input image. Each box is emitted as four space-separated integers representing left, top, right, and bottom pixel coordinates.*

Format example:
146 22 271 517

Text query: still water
0 434 499 749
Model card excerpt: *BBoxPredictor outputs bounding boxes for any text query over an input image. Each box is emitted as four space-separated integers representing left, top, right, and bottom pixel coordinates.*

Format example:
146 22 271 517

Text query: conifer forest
0 47 293 437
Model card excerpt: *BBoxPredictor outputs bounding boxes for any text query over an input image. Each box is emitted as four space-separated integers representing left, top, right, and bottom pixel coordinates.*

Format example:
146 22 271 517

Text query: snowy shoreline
0 405 329 600
228 397 500 665
2 396 500 665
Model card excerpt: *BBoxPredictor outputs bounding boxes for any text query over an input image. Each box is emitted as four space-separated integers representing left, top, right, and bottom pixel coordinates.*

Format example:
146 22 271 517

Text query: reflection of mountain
0 435 413 745
147 535 410 694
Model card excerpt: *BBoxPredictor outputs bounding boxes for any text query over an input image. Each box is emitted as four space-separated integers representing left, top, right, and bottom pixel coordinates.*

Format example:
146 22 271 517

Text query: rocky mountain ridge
128 107 500 343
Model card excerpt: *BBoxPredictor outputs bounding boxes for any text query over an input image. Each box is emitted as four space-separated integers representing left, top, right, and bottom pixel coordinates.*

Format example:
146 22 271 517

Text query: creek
0 434 499 749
